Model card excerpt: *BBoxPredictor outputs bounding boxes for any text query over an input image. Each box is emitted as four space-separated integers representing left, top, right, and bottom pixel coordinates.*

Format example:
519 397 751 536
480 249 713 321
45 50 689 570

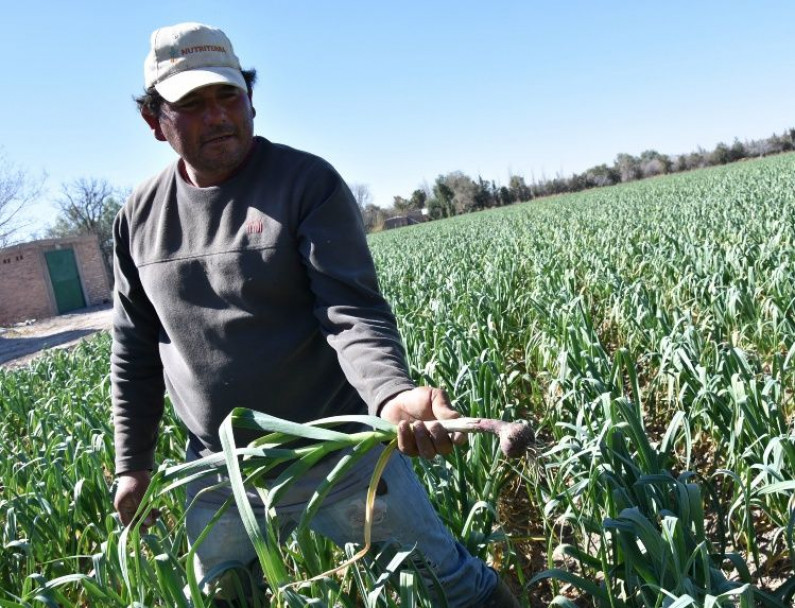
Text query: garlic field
1 154 794 607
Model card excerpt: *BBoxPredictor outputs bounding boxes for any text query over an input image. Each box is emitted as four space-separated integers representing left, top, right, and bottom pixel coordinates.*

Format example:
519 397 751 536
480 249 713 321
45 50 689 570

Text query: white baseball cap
144 22 247 102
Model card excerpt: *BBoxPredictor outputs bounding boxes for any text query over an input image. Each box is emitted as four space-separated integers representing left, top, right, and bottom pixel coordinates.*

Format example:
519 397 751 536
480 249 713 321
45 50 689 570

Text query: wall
0 235 111 326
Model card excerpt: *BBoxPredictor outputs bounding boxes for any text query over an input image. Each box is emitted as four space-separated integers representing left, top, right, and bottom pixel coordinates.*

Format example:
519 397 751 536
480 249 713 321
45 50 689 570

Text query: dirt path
0 304 113 369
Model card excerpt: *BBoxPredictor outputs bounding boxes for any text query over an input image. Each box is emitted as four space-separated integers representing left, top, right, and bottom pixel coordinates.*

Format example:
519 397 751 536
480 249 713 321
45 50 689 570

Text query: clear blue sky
4 1 795 239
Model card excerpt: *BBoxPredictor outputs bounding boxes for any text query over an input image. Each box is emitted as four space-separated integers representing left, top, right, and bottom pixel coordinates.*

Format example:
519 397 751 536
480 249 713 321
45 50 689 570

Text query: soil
0 304 113 369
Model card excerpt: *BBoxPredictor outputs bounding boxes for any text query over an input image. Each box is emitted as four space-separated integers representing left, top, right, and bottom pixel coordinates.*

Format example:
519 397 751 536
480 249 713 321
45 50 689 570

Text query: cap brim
155 67 247 103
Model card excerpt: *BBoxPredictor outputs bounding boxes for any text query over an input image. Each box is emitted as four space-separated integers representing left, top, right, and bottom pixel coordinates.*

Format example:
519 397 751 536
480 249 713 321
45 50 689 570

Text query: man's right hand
114 470 160 528
379 386 466 459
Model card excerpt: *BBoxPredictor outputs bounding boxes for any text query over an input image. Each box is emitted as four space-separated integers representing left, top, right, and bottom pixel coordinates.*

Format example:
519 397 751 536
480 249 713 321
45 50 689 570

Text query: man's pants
185 446 497 607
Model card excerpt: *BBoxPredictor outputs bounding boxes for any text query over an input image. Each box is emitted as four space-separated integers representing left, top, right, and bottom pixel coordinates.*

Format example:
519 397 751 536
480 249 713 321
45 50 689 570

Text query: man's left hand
379 387 466 458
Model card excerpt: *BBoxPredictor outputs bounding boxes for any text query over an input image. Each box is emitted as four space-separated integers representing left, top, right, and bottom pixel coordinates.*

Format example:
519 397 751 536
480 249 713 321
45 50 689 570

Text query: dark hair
134 68 258 117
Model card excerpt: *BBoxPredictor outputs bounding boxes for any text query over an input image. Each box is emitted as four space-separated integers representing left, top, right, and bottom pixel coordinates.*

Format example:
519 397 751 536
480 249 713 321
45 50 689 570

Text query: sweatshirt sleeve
110 207 166 474
295 161 416 415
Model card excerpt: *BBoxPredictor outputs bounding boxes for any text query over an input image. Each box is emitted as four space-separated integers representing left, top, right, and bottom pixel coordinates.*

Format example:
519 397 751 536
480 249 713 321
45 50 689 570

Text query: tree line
352 128 795 232
1 127 794 265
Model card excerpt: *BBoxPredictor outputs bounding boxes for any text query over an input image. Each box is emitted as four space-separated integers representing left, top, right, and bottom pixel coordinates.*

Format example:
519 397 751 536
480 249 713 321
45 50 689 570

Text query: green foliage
370 154 795 606
2 154 795 606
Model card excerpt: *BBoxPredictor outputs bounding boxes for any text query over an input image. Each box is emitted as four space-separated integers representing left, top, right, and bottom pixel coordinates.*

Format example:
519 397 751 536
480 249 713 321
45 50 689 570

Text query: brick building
0 235 111 326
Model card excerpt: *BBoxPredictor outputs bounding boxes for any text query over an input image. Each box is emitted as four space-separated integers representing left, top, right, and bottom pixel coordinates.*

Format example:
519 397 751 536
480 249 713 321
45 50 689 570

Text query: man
112 21 520 607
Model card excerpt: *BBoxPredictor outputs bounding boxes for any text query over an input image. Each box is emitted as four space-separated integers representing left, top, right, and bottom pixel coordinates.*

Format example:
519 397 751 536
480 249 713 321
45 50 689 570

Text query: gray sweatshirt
111 137 415 474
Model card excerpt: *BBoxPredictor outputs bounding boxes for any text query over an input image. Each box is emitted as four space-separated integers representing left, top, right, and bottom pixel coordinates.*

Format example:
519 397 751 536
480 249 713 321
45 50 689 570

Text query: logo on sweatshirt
245 217 263 234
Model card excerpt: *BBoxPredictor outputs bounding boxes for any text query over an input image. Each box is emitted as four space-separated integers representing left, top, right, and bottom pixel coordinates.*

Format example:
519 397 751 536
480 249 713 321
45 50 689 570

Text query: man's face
147 84 255 187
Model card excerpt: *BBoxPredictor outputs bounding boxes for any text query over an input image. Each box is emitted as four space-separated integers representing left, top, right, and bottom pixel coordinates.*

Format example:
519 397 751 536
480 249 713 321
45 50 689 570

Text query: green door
45 249 86 314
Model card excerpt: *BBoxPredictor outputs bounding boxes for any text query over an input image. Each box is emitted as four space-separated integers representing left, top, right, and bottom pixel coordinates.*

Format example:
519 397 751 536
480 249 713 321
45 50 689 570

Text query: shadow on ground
0 329 96 365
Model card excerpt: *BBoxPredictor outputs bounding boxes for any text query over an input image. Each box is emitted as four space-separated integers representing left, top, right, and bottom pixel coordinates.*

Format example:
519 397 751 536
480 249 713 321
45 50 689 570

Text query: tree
744 137 776 158
708 143 732 166
508 174 531 202
474 176 495 209
432 178 455 218
498 185 513 206
584 164 619 188
392 196 411 213
683 148 708 171
671 155 688 173
361 204 385 232
614 153 641 183
47 178 126 280
729 138 747 162
436 172 478 214
349 183 373 212
638 150 672 177
409 189 427 210
0 151 45 246
568 172 588 192
762 131 793 154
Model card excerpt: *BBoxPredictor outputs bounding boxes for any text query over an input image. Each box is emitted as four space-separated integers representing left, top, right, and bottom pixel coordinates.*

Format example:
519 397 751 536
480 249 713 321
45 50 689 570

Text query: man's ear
141 109 167 142
248 91 256 118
